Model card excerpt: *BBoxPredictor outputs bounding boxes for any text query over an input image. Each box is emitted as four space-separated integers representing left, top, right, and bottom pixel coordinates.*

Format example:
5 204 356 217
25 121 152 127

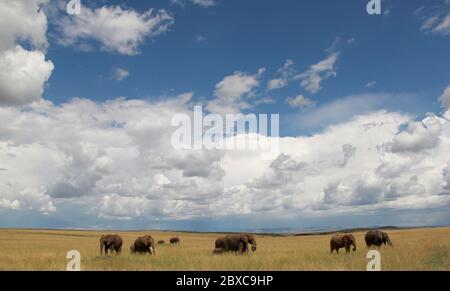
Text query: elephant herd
330 230 393 254
99 234 179 255
99 233 256 256
99 230 392 256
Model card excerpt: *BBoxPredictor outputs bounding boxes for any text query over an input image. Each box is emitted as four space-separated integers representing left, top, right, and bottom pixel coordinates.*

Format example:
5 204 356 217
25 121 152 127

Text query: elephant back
330 234 345 248
365 230 383 246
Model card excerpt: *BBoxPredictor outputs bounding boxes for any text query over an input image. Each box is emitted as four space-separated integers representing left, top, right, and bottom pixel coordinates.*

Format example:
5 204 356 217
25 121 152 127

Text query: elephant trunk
100 240 103 255
351 240 356 251
251 241 257 251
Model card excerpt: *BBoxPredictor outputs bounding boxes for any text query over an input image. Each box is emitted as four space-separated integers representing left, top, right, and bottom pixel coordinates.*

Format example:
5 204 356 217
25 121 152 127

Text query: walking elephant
365 230 393 247
214 234 257 254
131 235 156 255
330 233 356 254
170 237 180 244
100 234 123 255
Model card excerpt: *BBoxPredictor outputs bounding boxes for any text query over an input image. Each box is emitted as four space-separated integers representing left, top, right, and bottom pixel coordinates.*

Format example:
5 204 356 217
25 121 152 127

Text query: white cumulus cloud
207 69 265 114
0 46 54 106
0 0 53 107
0 0 49 52
286 95 314 109
57 4 174 55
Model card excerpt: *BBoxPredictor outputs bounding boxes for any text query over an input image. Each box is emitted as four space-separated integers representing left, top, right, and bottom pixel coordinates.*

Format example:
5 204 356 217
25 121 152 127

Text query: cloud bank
1 90 450 226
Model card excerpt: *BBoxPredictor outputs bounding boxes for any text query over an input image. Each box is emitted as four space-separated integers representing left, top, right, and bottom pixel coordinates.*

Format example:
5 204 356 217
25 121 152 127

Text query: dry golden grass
0 227 449 270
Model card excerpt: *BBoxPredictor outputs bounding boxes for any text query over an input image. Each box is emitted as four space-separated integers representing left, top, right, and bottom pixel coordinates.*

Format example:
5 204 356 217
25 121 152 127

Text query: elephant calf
131 235 156 255
100 234 123 256
214 234 257 254
330 234 356 254
365 230 393 248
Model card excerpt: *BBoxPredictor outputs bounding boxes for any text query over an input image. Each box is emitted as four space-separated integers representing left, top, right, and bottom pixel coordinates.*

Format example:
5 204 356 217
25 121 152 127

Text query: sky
0 0 450 231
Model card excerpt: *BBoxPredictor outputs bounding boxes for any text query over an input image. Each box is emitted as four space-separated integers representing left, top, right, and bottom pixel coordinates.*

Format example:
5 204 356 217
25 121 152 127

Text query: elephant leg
238 242 244 253
242 243 248 253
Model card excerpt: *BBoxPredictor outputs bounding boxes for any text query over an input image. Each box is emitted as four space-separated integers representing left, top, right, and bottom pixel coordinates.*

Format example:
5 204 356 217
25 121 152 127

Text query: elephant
131 235 156 255
330 233 357 254
100 234 123 255
365 230 393 248
170 237 180 244
214 234 257 254
381 232 393 246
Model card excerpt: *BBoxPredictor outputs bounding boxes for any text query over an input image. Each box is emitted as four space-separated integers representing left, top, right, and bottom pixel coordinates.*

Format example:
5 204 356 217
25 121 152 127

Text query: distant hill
155 226 407 237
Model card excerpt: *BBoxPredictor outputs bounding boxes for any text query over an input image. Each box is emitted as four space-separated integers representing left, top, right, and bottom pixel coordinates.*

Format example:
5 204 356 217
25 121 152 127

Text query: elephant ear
342 235 349 244
240 234 249 244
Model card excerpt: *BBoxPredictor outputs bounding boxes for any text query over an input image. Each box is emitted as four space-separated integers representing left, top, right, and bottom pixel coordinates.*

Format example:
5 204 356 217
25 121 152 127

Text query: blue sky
43 0 449 131
1 0 450 231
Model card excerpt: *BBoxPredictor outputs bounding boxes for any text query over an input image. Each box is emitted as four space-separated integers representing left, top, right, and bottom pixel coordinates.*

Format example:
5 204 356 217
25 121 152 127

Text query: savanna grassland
0 227 449 271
